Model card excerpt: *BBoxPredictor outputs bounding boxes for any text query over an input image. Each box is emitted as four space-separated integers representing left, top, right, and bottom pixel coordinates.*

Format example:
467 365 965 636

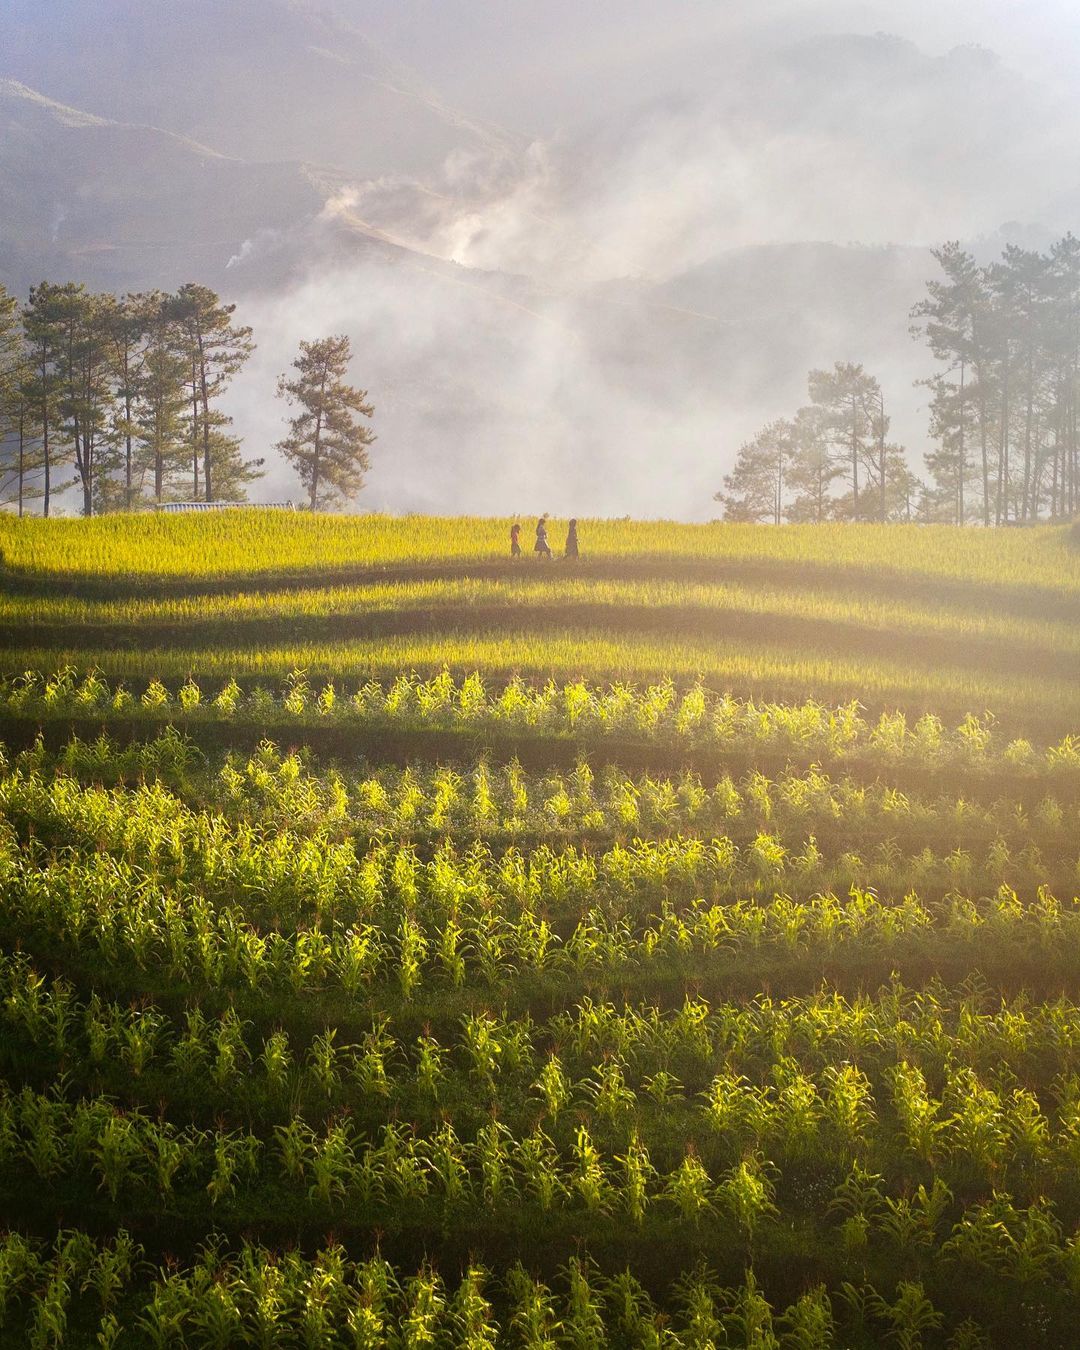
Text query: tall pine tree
169 284 256 502
276 336 375 510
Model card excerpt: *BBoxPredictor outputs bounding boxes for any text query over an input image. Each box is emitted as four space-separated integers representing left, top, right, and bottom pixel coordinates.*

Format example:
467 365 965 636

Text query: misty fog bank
3 1 1079 516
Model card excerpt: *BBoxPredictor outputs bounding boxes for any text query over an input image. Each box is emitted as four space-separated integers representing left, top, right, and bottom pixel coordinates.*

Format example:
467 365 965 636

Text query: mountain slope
0 78 331 292
0 0 519 179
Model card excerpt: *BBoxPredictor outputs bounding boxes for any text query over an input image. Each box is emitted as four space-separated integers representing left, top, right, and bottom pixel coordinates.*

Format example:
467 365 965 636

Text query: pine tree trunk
17 408 24 518
197 333 212 503
41 377 50 518
125 383 133 512
996 364 1009 524
1021 350 1035 520
957 362 965 526
310 367 327 510
191 370 200 500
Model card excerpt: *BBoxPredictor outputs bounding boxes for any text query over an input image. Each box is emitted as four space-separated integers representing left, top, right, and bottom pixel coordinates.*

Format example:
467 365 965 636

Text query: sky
344 0 1080 133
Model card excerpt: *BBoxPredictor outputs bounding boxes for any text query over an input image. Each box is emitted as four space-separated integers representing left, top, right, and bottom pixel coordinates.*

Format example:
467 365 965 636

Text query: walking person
534 515 552 558
564 518 579 560
510 521 522 557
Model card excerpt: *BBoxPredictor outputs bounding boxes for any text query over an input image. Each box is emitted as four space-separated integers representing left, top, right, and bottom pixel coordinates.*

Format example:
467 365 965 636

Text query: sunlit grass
3 511 1079 594
3 573 1076 652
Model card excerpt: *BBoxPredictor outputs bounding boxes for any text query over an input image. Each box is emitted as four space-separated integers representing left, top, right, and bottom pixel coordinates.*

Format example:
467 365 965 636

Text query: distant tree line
717 236 1080 524
0 282 374 515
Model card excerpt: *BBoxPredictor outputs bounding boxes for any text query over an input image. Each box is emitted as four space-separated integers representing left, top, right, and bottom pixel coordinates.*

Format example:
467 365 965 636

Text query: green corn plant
385 1132 431 1206
83 1231 140 1313
260 1028 293 1094
578 1055 637 1122
516 1127 566 1213
93 1110 143 1202
306 1028 342 1097
728 1269 781 1350
828 1163 885 1257
28 1263 70 1350
888 1062 945 1163
562 1256 607 1350
463 1013 504 1092
664 1149 715 1224
0 1231 41 1330
347 1256 398 1350
352 1019 396 1099
414 1033 447 1099
616 1131 656 1225
135 1270 189 1349
397 915 427 1000
477 1120 517 1208
821 1062 876 1154
299 1245 349 1349
309 1121 355 1208
570 1124 612 1215
187 1271 243 1350
275 1116 313 1184
718 1154 778 1241
944 1067 1009 1174
206 1129 260 1207
400 1268 446 1350
426 1122 471 1209
779 1284 834 1349
210 1008 249 1088
881 1281 942 1350
877 1178 952 1257
177 677 202 713
603 1269 671 1349
451 1264 497 1350
674 1265 726 1350
337 925 382 995
150 1123 187 1197
507 1264 562 1350
772 1057 822 1157
642 1069 685 1110
233 1247 288 1350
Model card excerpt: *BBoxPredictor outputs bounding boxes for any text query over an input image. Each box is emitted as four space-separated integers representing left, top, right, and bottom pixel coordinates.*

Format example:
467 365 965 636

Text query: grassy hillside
0 512 1078 1346
2 512 1077 731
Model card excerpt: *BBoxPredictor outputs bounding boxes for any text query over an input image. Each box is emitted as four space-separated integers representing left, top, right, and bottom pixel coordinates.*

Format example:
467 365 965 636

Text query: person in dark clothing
510 522 522 557
565 518 579 559
534 516 552 558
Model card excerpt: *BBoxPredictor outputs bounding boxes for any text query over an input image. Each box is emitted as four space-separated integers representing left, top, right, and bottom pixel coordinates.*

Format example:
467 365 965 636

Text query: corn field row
9 956 1080 1101
5 669 1078 774
18 732 1080 850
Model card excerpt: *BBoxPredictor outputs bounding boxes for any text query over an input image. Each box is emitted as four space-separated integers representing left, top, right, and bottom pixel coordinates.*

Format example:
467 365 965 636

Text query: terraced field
0 512 1077 1346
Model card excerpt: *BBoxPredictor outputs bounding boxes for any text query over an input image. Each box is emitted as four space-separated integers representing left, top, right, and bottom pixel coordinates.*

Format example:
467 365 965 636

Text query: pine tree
0 284 19 395
22 283 71 517
106 294 151 511
168 284 256 502
806 362 881 518
276 335 375 509
921 371 975 523
0 365 46 516
134 297 189 503
785 406 842 522
911 242 995 525
199 410 265 501
0 293 47 516
50 285 116 516
1043 235 1080 519
714 419 796 523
